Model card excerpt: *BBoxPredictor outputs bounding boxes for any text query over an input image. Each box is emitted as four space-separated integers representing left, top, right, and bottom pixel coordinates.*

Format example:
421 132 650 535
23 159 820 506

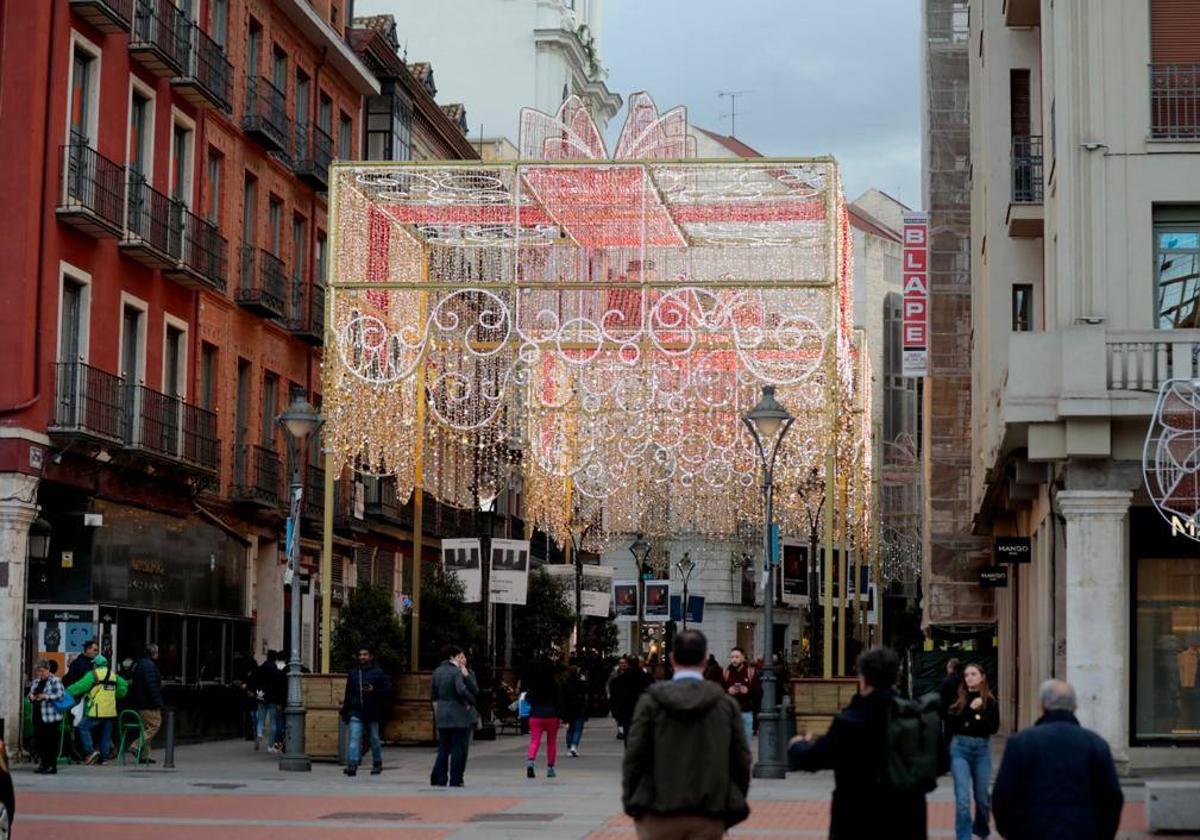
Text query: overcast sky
601 0 922 208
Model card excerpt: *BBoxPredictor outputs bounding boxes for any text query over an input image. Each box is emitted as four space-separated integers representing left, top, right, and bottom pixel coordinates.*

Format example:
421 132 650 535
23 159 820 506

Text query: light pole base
279 754 312 772
752 708 787 779
280 704 311 772
752 761 787 779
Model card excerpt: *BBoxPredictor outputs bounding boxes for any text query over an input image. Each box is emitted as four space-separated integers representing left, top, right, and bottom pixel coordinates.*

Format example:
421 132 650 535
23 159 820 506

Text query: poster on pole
901 211 929 378
613 580 638 621
643 580 671 620
441 538 482 603
782 539 808 604
581 565 614 616
543 565 576 610
488 538 530 605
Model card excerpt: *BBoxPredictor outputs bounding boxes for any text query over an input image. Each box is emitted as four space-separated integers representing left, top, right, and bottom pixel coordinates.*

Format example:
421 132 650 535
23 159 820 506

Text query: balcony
163 207 228 292
171 23 232 112
1003 0 1039 27
1151 64 1200 140
120 174 183 268
48 362 125 446
334 478 368 533
364 475 404 525
302 464 325 522
56 140 125 238
129 0 190 78
291 122 333 190
180 403 219 475
68 0 132 33
232 443 282 508
288 280 324 345
1007 135 1043 238
121 383 182 461
242 76 289 153
236 246 287 320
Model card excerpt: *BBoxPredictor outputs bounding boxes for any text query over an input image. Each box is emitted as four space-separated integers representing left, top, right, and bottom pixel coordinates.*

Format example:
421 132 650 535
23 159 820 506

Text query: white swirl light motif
1145 378 1200 540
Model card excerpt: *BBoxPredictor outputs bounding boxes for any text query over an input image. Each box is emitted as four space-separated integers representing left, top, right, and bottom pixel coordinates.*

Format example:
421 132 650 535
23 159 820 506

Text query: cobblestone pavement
8 719 1161 838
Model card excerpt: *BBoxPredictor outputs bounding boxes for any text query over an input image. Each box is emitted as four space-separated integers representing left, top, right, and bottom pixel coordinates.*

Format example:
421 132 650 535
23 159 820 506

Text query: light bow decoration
1145 378 1200 541
323 93 871 550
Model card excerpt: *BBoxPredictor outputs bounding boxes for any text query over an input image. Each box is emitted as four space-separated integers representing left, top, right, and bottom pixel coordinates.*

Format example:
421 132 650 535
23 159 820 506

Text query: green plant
409 562 483 670
511 568 575 663
330 582 405 675
583 611 619 657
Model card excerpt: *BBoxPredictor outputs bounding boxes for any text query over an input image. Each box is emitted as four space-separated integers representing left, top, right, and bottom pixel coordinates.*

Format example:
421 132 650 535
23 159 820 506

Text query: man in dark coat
430 644 477 787
341 646 392 776
788 647 927 840
623 630 750 838
610 656 654 740
63 639 99 689
127 644 164 763
992 679 1123 840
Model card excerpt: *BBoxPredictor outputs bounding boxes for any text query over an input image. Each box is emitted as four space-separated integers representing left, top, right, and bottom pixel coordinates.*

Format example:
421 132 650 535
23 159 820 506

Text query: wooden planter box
790 677 859 736
301 672 436 757
382 672 435 744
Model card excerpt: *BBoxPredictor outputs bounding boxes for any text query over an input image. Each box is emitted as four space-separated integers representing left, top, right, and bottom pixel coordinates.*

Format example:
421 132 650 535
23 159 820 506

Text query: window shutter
1152 0 1200 63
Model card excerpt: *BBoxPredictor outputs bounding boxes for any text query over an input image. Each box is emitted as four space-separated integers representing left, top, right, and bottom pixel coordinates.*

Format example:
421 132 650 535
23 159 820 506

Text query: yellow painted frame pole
409 289 429 672
822 169 839 680
321 454 334 672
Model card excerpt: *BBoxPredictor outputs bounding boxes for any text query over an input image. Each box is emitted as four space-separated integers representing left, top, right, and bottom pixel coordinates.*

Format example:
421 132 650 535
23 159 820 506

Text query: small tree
410 562 483 670
512 568 575 664
583 611 619 658
331 582 406 675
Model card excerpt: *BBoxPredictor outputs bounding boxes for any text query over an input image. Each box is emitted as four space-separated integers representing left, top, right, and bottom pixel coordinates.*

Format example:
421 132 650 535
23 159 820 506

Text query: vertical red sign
901 212 929 378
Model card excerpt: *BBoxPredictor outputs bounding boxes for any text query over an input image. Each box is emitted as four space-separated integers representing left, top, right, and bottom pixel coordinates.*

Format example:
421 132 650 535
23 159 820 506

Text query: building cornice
276 0 381 95
533 28 622 119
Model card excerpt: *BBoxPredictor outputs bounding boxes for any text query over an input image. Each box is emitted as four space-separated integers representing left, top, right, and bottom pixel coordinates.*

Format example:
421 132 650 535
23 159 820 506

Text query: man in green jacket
622 630 751 839
68 654 128 764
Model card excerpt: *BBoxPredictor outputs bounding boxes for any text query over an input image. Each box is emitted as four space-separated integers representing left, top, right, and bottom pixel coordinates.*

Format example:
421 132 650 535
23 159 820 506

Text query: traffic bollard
163 708 176 769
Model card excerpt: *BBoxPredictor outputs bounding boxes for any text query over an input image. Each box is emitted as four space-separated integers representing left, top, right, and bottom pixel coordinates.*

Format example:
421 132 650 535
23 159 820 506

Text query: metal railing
365 475 401 519
181 402 219 473
237 245 287 317
1151 64 1200 140
292 121 333 186
1107 330 1200 391
49 361 125 441
68 0 134 32
233 442 282 506
242 75 288 150
123 383 181 459
126 174 182 258
1010 135 1043 203
130 0 190 73
177 207 228 290
303 465 325 519
60 139 126 231
180 22 232 111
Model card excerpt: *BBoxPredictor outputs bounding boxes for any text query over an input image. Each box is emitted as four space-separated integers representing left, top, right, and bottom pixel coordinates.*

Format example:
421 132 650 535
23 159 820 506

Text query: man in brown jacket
622 630 751 840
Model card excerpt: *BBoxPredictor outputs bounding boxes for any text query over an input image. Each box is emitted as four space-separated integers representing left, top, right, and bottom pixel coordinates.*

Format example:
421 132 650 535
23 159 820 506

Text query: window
170 118 194 206
210 0 228 49
206 149 222 225
69 38 100 145
1012 284 1034 332
318 93 333 135
339 111 353 159
199 342 217 411
331 5 339 29
242 174 256 245
59 274 88 363
235 358 251 445
272 46 287 95
128 88 152 178
247 19 262 76
163 320 186 397
262 372 278 449
120 301 146 383
1135 552 1200 741
268 196 283 256
366 91 412 161
292 215 307 321
296 70 310 129
1156 207 1200 329
315 231 327 285
1010 69 1031 137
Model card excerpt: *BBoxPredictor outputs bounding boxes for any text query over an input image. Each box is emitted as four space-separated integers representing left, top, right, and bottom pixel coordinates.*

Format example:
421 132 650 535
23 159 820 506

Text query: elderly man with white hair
991 679 1123 840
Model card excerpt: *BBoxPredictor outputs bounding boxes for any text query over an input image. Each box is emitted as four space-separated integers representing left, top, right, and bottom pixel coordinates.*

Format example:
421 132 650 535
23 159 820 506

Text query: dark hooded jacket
622 677 751 828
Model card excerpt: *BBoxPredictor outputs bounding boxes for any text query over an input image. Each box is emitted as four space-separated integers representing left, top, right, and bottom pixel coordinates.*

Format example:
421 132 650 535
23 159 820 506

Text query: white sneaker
267 745 279 753
569 747 578 757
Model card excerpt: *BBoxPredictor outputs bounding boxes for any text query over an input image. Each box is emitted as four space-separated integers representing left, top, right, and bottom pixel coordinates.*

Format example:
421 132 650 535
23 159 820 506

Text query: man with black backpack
787 646 934 840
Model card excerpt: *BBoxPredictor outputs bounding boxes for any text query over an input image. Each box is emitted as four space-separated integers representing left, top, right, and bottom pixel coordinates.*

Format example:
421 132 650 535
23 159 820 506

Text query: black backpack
884 692 941 794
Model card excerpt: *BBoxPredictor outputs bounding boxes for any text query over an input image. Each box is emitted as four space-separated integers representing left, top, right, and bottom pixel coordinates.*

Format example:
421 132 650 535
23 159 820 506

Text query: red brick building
0 0 476 744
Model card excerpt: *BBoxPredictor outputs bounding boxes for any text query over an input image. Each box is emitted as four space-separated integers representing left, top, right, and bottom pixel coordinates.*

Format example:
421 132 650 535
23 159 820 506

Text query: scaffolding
922 0 993 626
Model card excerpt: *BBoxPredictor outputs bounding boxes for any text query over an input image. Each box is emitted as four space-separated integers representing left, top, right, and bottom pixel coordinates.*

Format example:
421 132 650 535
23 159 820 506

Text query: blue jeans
740 711 754 745
256 702 285 745
78 717 112 759
566 717 586 749
950 735 992 840
348 715 382 767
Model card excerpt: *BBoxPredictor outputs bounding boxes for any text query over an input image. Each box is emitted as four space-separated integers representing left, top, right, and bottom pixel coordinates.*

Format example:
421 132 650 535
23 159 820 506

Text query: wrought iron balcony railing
122 383 182 460
232 442 282 507
236 246 288 319
57 139 125 237
303 464 325 521
121 174 183 268
292 122 333 190
129 0 190 77
288 279 324 344
1151 64 1200 140
365 475 402 523
1010 135 1043 204
172 22 232 112
49 361 125 444
180 402 219 474
242 75 288 153
164 206 228 292
68 0 133 33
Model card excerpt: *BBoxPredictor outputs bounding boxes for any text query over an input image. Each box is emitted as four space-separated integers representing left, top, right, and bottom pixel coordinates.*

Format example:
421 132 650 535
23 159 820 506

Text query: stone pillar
1055 489 1131 768
0 473 39 747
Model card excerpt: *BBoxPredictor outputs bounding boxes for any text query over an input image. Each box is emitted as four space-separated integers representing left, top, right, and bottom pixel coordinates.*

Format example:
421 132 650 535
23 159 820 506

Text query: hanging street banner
489 538 530 605
782 539 808 604
613 580 638 621
669 594 706 624
544 565 616 617
902 211 929 378
441 538 482 603
643 580 671 620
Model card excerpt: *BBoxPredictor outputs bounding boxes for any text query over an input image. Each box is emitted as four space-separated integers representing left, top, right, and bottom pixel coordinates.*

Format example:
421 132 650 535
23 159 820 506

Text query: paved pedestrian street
10 720 1161 839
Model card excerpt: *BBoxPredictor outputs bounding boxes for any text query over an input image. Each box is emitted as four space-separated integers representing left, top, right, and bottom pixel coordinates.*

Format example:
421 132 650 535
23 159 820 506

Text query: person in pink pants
523 658 562 778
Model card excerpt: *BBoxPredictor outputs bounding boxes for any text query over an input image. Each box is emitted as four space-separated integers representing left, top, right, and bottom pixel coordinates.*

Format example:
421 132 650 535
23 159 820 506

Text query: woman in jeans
945 663 1000 840
561 667 588 757
523 659 562 778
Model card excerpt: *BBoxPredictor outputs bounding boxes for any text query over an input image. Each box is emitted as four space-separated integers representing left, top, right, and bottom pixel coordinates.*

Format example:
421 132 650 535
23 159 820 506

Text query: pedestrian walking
341 646 392 776
27 660 64 774
524 658 562 778
945 662 999 840
562 666 588 757
67 654 128 765
937 657 962 775
723 647 760 745
250 651 287 752
622 630 751 839
610 656 653 741
127 644 163 763
788 646 929 840
703 654 724 684
63 639 98 689
992 680 1123 840
430 645 477 787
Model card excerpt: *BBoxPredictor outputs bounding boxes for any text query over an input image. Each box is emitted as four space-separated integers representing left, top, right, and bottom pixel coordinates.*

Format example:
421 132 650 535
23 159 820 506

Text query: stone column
0 473 39 747
1055 489 1132 768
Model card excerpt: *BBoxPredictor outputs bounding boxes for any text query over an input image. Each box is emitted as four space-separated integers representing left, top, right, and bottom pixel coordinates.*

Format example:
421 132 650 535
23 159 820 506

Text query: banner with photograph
543 565 615 617
489 538 530 605
441 538 482 603
643 580 671 620
613 579 638 621
782 539 808 604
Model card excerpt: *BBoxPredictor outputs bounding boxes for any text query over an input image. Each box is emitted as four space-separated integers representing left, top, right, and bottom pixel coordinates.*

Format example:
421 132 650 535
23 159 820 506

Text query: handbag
517 692 530 719
53 692 79 713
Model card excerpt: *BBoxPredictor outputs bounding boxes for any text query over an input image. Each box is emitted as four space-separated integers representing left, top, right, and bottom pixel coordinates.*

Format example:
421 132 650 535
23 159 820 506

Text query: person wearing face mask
945 663 1000 840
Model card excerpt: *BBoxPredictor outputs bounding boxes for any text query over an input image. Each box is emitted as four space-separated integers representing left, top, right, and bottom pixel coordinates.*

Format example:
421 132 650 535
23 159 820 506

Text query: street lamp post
569 523 586 655
629 533 651 656
743 385 794 780
277 397 323 773
675 551 696 630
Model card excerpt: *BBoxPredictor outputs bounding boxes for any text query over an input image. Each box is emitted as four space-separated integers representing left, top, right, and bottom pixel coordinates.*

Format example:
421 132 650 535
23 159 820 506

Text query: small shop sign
979 567 1009 588
994 537 1031 564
